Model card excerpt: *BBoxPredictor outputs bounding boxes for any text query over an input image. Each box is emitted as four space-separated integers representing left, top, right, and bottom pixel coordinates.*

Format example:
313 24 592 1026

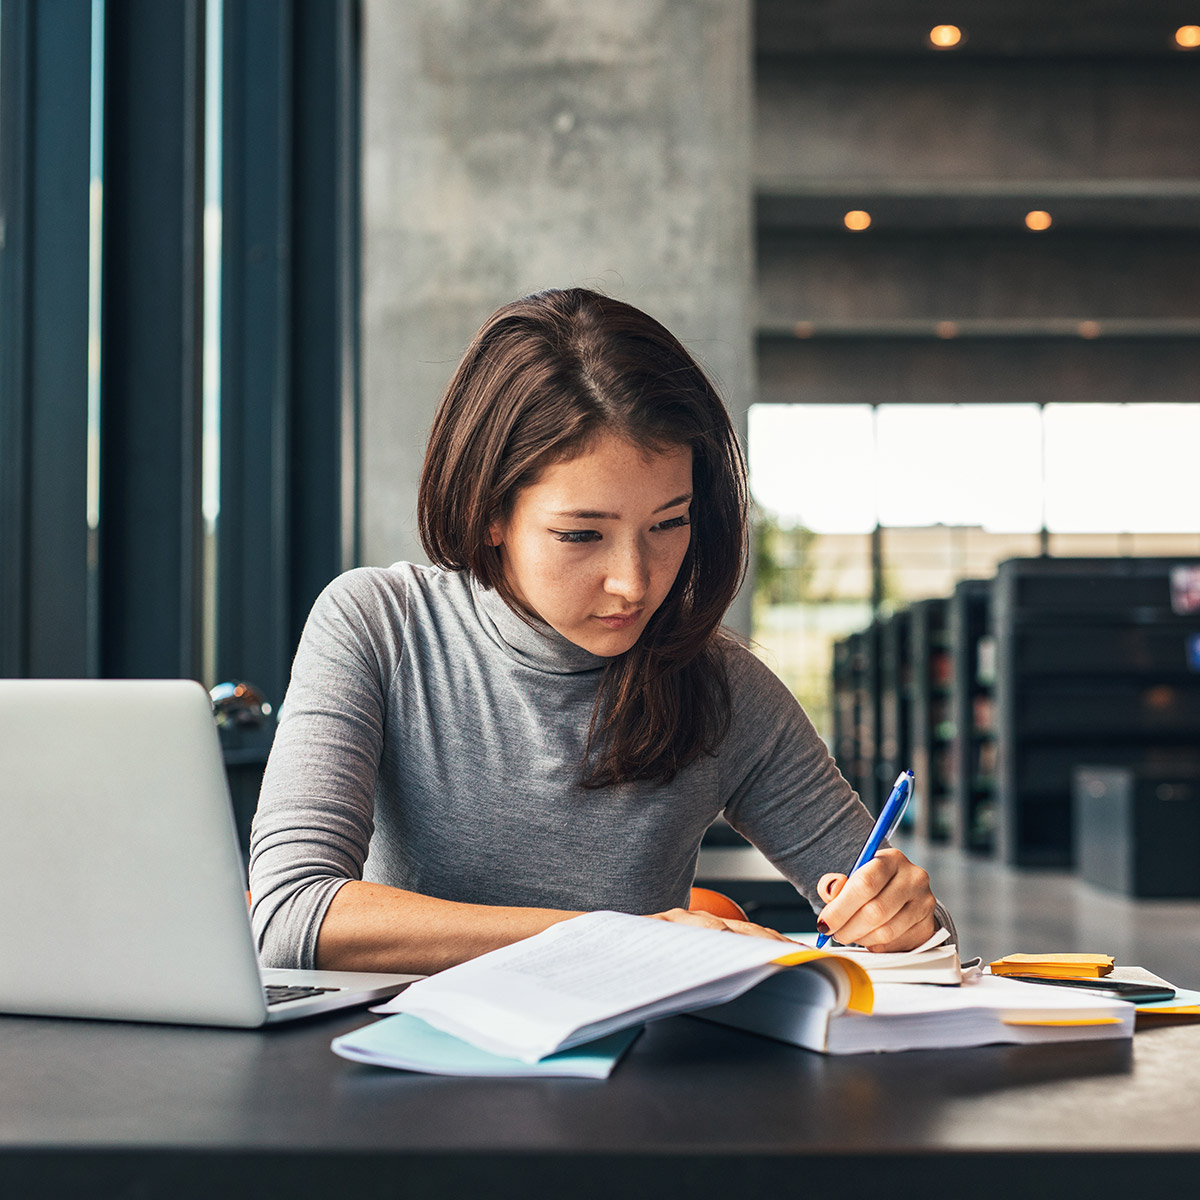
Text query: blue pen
815 770 914 949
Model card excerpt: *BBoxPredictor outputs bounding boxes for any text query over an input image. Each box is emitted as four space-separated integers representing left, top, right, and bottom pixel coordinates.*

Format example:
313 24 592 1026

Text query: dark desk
3 1009 1199 1198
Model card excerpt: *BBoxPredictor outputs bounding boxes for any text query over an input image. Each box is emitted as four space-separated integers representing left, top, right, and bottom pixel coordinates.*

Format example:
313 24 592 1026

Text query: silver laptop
0 678 421 1027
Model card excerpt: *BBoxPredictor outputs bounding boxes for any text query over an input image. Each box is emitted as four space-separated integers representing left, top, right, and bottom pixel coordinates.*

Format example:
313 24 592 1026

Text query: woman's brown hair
418 287 748 787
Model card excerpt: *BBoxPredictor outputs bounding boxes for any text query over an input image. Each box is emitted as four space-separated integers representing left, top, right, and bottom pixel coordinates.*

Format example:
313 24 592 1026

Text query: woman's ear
488 520 504 548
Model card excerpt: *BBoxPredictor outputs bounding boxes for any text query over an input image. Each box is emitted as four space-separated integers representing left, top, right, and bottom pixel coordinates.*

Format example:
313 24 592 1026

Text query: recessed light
929 25 963 49
843 210 871 231
1025 210 1053 231
1176 26 1200 48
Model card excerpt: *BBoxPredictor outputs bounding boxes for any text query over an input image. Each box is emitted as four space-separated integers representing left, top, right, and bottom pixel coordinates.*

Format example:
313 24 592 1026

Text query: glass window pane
749 404 875 739
748 404 875 533
1044 402 1200 535
874 404 1043 533
1043 403 1132 533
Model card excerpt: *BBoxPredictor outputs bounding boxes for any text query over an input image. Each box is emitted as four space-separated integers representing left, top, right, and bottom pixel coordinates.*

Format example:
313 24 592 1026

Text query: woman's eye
552 529 601 544
653 515 691 532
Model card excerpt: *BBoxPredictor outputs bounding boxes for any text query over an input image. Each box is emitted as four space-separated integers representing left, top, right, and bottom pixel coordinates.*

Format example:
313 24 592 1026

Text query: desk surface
3 1007 1199 1199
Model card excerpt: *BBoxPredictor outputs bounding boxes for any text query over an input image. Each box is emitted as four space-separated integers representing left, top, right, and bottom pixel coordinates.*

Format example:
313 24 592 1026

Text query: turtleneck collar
469 573 609 676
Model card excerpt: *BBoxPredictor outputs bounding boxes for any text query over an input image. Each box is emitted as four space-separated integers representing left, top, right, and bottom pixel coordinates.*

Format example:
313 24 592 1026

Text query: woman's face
490 432 693 657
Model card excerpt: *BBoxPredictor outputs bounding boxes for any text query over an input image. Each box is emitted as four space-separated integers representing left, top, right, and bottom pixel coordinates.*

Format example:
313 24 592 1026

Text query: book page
490 912 794 1006
375 911 809 1060
867 975 1129 1016
789 925 952 964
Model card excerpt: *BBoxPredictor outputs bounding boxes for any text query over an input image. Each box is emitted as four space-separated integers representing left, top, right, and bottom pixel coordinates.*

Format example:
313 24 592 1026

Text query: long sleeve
248 570 404 967
718 641 958 947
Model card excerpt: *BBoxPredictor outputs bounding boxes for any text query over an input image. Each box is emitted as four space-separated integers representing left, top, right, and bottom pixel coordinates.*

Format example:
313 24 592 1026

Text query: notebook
0 678 420 1027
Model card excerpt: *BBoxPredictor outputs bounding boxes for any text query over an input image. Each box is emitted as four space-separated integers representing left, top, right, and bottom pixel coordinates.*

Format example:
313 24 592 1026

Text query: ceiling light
1025 210 1053 231
929 25 963 49
1176 26 1200 48
843 210 871 231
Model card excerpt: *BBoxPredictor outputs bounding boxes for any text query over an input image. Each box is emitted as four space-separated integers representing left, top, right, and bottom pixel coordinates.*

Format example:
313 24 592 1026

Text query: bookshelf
950 579 997 853
831 626 883 815
878 610 914 830
907 598 955 842
994 557 1200 867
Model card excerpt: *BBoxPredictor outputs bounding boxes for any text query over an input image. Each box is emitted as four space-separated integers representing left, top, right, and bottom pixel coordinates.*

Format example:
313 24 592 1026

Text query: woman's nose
604 540 650 602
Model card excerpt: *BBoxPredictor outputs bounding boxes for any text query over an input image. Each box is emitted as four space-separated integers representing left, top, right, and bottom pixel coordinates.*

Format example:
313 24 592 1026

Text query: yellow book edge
1002 1017 1124 1027
770 948 874 1014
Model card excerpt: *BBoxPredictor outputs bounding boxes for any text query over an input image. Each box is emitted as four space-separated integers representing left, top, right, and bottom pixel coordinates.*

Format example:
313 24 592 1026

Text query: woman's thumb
818 873 847 903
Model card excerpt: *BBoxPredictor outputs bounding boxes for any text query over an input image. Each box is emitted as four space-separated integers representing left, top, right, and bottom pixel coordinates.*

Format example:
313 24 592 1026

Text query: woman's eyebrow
550 493 692 520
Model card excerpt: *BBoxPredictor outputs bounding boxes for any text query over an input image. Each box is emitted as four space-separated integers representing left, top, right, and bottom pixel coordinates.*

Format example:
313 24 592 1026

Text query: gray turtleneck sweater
248 563 954 968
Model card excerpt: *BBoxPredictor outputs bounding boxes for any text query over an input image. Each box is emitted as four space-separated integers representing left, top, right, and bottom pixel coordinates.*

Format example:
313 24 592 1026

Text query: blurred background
3 1 1199 892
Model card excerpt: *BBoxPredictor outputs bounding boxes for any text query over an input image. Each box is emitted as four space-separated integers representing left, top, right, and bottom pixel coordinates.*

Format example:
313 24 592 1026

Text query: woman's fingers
648 908 793 943
840 896 936 952
815 849 938 952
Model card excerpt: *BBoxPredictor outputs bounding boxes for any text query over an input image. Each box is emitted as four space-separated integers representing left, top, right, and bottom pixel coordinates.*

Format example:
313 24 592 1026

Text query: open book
375 910 871 1062
374 911 1134 1061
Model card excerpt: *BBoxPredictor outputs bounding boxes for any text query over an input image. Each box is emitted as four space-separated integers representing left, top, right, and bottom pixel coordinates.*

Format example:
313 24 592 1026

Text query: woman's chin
561 621 644 657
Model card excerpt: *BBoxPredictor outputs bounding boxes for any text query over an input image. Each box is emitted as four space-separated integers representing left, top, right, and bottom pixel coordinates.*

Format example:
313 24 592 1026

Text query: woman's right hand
647 907 795 943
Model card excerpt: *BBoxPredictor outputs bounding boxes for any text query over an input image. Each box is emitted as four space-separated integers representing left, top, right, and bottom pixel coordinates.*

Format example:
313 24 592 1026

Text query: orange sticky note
989 953 1114 979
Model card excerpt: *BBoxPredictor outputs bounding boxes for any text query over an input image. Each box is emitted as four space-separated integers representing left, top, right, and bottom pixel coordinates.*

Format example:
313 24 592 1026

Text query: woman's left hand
815 847 938 952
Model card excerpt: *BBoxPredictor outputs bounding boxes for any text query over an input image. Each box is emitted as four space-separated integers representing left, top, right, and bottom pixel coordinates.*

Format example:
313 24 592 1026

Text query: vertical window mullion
217 0 292 712
98 0 206 680
0 0 95 679
290 0 361 642
0 0 33 678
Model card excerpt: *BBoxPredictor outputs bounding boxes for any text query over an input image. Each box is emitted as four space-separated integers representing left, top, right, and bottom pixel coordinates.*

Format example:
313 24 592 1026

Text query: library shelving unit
949 579 997 854
853 623 884 816
878 609 914 830
994 556 1200 868
1074 764 1200 898
830 634 858 800
907 597 955 842
831 626 883 815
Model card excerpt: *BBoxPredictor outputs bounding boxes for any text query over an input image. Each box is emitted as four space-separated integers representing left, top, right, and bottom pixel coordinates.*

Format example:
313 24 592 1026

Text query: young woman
248 288 952 974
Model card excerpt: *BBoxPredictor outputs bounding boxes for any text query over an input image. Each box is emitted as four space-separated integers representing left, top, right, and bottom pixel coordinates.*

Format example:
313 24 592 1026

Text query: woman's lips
594 609 643 630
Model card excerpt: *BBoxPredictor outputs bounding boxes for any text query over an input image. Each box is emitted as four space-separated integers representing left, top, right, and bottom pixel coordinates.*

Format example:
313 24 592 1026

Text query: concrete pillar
360 0 754 631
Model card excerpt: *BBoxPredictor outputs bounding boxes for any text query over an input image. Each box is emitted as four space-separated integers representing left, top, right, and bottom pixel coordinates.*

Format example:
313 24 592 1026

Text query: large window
1 0 361 848
749 401 1200 738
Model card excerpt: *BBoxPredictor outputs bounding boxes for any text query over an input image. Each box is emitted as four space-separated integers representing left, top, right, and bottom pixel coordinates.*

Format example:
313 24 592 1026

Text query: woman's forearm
313 879 583 974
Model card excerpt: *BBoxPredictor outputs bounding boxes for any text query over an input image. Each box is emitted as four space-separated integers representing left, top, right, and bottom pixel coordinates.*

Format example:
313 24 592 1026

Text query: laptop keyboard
264 984 341 1006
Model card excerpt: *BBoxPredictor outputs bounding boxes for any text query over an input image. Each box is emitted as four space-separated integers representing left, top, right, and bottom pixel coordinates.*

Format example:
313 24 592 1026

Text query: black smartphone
1003 975 1176 1003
